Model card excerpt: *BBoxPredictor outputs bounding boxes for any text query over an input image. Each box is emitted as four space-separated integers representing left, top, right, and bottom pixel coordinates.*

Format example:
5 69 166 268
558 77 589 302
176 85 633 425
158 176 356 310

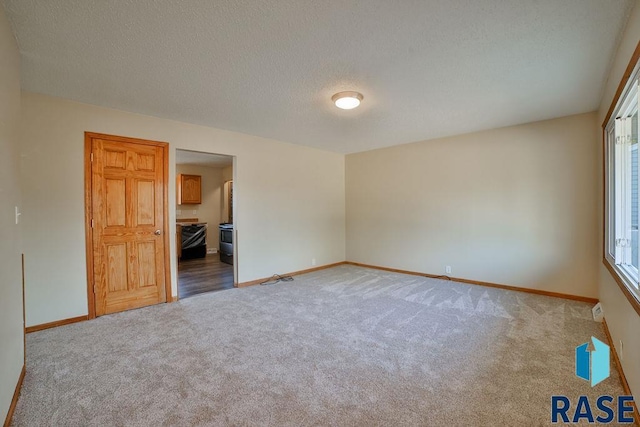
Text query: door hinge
90 152 94 162
91 219 94 228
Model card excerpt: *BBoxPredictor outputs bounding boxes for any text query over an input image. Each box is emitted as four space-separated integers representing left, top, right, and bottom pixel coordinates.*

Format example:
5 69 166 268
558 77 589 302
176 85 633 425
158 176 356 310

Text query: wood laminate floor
178 254 234 299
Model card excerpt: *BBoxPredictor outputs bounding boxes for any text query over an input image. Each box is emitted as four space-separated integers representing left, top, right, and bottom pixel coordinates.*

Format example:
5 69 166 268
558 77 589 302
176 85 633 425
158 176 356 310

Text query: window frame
602 41 640 317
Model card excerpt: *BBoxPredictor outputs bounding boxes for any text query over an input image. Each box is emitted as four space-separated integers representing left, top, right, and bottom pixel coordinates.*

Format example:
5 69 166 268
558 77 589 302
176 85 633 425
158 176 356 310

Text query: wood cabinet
177 174 201 204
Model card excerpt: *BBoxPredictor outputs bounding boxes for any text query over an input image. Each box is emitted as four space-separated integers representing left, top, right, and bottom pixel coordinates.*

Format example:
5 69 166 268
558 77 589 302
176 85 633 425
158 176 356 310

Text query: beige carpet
12 265 624 426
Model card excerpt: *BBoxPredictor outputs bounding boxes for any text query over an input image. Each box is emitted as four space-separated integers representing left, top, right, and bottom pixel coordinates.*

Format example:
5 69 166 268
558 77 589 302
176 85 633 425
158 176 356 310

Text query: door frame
174 149 238 297
84 132 172 319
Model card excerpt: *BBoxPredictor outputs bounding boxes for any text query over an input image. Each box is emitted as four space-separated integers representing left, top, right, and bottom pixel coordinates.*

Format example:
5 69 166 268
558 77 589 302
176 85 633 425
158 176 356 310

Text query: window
605 70 640 301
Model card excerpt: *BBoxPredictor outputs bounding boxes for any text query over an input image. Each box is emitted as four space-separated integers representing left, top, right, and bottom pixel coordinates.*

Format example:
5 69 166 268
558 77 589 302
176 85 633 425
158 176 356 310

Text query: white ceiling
3 0 634 153
176 150 232 168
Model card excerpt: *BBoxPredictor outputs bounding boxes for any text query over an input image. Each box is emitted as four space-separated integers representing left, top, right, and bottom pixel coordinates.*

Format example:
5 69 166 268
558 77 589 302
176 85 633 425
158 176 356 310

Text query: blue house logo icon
576 337 610 387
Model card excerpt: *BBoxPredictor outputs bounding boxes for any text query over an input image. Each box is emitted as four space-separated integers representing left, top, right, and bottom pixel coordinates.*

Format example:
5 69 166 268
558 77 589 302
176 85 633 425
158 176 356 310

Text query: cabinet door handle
155 230 162 235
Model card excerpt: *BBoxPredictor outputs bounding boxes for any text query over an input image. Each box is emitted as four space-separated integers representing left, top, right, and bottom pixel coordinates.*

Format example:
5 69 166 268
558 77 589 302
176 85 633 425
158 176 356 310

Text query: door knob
155 230 162 235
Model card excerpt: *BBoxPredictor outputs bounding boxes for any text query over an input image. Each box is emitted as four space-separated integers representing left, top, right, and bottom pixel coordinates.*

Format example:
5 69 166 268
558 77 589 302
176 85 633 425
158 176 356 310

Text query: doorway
84 132 171 318
176 149 235 298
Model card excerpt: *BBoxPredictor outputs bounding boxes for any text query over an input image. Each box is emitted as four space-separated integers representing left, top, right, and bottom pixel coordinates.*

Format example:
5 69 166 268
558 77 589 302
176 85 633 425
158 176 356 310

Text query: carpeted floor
12 265 624 426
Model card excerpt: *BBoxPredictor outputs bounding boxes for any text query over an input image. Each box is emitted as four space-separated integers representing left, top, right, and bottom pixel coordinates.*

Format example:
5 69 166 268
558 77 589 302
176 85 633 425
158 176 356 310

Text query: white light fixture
332 91 363 110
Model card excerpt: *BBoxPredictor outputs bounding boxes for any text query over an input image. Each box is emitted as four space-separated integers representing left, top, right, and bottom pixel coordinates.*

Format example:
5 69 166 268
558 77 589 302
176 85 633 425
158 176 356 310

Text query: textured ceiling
176 150 232 168
3 0 634 153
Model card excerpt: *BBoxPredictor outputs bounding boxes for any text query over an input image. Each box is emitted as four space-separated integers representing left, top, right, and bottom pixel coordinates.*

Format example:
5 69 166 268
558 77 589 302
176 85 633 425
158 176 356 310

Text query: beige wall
0 5 24 422
222 165 233 182
20 92 346 327
176 164 224 249
597 0 640 402
346 112 599 298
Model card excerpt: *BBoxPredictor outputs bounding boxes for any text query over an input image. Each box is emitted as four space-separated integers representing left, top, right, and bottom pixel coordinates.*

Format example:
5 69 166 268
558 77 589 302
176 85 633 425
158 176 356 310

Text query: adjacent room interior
2 1 640 425
176 149 235 299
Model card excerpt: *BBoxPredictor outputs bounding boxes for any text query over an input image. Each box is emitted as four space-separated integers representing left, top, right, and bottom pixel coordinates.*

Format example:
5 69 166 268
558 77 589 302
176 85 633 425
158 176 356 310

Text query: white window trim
604 68 640 304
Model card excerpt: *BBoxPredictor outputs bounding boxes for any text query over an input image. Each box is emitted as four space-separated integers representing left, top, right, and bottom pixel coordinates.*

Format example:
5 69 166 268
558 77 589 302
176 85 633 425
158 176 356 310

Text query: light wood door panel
106 243 128 292
105 178 126 227
136 180 156 225
89 135 168 316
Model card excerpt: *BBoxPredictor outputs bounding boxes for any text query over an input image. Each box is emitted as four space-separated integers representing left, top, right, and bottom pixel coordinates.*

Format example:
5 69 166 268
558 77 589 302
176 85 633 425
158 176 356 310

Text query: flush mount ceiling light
332 91 363 110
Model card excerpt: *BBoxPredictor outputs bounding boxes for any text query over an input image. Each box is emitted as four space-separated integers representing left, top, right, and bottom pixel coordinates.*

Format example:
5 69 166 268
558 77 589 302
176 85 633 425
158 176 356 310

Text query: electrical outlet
445 265 452 275
620 340 624 360
311 258 316 266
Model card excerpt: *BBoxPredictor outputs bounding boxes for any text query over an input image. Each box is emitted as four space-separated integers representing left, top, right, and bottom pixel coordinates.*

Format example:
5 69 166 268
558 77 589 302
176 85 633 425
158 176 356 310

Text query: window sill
603 258 640 317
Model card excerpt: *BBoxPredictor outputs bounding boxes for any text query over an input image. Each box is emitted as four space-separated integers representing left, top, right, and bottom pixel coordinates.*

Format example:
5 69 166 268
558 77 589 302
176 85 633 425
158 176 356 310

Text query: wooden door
86 133 170 317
